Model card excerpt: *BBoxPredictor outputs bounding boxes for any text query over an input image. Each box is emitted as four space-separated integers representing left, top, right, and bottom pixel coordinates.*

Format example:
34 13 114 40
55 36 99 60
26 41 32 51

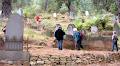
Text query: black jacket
55 29 65 40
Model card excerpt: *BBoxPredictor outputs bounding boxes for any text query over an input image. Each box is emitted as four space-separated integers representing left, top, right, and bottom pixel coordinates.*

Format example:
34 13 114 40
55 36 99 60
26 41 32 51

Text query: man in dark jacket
55 27 65 50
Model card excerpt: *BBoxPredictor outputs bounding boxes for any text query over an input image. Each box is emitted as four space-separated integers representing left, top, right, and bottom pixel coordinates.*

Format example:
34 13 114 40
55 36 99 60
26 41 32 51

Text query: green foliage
74 19 83 30
74 15 113 31
41 19 55 31
59 3 68 14
23 6 36 18
105 23 113 30
47 0 58 12
12 0 117 15
109 3 118 14
82 18 97 30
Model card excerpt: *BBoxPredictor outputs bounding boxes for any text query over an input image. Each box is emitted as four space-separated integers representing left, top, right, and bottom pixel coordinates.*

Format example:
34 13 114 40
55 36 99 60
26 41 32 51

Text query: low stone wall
30 52 120 66
53 35 112 51
83 36 112 51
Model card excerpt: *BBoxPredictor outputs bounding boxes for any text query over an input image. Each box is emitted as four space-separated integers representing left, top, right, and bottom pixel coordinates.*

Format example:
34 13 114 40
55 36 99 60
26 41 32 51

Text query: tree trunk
1 0 12 18
116 0 120 21
44 0 48 11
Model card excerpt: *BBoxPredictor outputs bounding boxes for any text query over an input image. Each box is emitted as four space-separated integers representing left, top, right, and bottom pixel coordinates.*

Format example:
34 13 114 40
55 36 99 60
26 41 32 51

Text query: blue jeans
57 40 63 50
112 41 118 51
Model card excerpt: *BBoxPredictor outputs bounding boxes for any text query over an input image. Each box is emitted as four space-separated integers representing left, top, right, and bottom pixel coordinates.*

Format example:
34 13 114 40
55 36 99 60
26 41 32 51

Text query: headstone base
5 42 23 51
0 51 30 66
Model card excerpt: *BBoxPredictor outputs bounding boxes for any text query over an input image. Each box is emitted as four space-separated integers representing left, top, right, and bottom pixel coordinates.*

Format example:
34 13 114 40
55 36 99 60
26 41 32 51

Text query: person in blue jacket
112 31 118 51
73 28 83 50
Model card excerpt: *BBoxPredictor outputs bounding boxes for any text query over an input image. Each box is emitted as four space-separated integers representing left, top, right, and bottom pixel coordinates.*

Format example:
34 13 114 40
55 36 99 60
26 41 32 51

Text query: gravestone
1 13 30 66
53 13 57 18
85 11 89 16
91 26 98 34
67 24 75 35
5 13 24 51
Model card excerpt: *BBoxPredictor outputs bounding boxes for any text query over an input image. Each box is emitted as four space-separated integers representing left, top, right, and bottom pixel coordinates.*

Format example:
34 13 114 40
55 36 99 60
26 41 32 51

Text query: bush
105 24 113 30
41 19 55 32
74 15 112 31
23 6 36 18
73 19 82 30
59 3 68 14
95 15 111 30
109 3 118 14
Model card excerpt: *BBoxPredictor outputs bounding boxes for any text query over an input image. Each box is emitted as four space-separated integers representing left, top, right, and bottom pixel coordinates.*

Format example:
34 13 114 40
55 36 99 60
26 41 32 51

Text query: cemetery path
29 47 119 56
28 47 120 66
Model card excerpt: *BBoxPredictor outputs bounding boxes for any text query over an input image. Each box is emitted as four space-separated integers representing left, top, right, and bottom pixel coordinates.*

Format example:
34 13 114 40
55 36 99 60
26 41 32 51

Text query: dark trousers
76 39 83 50
112 41 118 51
57 40 63 50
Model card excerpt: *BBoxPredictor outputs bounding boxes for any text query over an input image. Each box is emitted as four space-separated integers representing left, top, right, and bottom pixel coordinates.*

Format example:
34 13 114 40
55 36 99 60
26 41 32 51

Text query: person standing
34 15 42 30
112 31 119 51
73 28 83 50
55 27 65 50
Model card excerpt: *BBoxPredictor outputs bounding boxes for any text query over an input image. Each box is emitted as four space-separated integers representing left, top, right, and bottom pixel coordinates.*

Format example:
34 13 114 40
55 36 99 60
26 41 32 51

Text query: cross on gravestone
5 13 24 51
67 24 75 35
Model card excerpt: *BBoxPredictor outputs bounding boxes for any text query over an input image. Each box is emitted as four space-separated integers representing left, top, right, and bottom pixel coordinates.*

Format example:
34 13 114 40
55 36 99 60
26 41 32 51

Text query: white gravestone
5 13 24 51
91 26 98 34
85 11 89 16
53 13 57 18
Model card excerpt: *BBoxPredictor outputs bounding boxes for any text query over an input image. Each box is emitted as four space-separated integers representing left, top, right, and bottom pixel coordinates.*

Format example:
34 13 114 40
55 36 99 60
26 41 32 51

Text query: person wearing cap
112 31 119 51
54 27 65 50
73 28 83 50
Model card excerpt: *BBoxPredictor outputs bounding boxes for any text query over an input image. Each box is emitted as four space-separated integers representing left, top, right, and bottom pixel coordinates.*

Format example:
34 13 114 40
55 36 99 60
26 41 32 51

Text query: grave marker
5 13 24 51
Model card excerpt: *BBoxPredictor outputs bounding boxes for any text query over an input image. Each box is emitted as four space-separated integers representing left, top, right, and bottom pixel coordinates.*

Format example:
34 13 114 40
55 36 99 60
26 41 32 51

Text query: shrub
95 15 111 30
105 24 113 30
73 19 82 30
59 3 68 14
23 6 36 18
41 19 55 32
74 15 113 31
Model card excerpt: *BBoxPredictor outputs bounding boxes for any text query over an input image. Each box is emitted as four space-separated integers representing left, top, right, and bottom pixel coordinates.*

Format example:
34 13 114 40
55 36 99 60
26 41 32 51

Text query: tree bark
116 0 120 21
1 0 12 18
44 0 49 11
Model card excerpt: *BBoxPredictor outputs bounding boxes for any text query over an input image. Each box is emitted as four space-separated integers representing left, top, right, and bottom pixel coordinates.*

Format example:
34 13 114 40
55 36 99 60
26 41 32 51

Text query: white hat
73 28 77 31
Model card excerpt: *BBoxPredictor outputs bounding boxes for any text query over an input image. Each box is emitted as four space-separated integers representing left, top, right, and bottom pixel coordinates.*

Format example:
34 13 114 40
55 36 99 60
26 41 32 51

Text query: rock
37 60 44 65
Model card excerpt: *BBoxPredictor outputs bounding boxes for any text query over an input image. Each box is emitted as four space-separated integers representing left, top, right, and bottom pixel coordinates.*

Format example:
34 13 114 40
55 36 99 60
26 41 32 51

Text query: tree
44 0 49 11
116 0 120 20
92 0 116 13
1 0 12 18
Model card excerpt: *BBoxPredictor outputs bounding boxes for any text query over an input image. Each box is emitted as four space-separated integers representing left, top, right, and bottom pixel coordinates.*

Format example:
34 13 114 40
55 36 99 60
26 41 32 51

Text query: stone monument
0 13 30 66
5 13 24 51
